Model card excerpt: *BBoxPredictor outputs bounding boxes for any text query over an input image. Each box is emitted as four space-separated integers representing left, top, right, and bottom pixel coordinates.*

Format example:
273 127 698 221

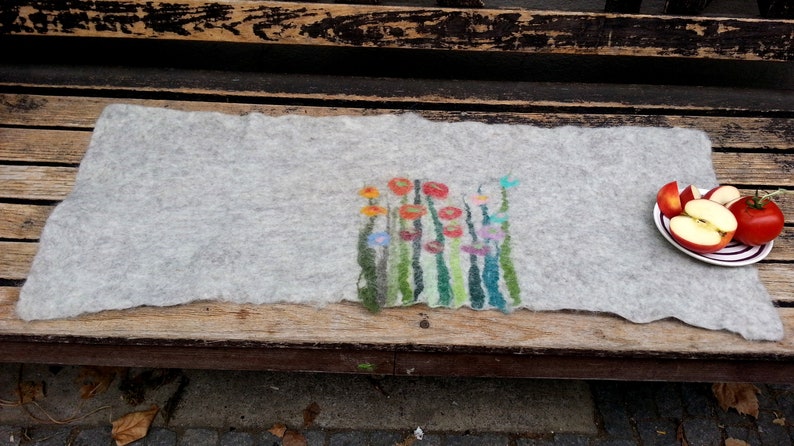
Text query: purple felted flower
478 224 505 242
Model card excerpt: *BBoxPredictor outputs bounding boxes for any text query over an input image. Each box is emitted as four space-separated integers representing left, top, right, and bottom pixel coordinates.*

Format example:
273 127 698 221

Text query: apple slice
669 199 737 254
678 184 701 208
704 185 741 205
656 180 682 219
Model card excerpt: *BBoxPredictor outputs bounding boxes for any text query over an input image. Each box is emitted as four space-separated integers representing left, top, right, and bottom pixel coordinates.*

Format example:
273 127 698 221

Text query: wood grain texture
0 165 77 200
1 286 792 358
0 0 792 61
0 204 54 239
0 128 89 164
3 94 794 150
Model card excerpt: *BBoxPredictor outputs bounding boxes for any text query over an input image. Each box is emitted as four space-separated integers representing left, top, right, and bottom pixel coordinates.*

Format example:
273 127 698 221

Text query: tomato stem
750 188 790 209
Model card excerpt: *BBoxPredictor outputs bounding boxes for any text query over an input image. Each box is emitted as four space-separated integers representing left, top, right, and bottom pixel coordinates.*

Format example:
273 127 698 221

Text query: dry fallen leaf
268 423 288 438
78 366 122 399
725 439 750 446
773 417 786 426
712 383 760 418
111 405 159 446
16 381 45 404
282 429 308 446
302 401 321 427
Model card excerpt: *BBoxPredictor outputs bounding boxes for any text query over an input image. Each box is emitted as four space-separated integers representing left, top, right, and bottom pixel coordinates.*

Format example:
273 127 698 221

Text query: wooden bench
1 0 793 383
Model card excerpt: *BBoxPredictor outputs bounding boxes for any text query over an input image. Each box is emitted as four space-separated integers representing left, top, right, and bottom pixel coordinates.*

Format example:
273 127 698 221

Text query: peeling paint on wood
0 0 792 61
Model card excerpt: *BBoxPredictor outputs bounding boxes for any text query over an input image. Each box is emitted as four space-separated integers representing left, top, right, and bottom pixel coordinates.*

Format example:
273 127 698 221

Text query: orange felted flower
359 186 380 199
361 205 388 217
388 178 413 196
398 204 427 220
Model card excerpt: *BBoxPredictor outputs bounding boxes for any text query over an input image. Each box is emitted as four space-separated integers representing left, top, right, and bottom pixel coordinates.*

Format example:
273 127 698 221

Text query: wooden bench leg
604 0 643 13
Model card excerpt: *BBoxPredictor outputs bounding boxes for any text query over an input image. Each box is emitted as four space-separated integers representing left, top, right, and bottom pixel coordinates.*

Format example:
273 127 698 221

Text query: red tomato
728 195 785 246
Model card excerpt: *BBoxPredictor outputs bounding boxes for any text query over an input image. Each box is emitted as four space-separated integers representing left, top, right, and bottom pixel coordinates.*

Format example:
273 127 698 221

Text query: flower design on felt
388 178 413 196
438 206 463 220
368 232 391 247
359 186 380 199
398 204 427 220
361 205 388 217
355 175 521 313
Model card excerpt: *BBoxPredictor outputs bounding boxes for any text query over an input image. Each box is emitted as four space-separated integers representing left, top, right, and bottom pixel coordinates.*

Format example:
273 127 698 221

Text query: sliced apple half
656 180 682 219
704 185 741 205
669 199 737 254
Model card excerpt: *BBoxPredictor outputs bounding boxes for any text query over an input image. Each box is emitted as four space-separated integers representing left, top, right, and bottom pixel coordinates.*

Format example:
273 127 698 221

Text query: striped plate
653 202 773 267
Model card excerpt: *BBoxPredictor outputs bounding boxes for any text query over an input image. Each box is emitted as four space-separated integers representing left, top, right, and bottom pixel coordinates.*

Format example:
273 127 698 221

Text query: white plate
653 198 773 267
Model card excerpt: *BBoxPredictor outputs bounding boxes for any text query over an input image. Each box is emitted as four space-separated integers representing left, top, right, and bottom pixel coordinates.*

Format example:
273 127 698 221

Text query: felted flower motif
438 206 463 220
422 182 449 200
478 224 505 241
499 174 520 189
399 229 422 241
359 186 380 199
470 195 489 206
388 178 413 196
424 240 444 254
443 223 464 238
489 212 509 224
399 204 427 220
367 232 391 247
361 205 388 217
461 243 490 256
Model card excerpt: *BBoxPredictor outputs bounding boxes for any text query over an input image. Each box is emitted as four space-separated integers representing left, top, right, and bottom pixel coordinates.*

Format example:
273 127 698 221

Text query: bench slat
0 204 54 240
1 286 792 359
3 68 794 114
3 94 794 149
0 166 77 200
0 128 89 164
1 1 792 61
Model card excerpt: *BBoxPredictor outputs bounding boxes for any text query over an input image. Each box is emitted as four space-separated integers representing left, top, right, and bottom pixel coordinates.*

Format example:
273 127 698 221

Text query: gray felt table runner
17 104 784 341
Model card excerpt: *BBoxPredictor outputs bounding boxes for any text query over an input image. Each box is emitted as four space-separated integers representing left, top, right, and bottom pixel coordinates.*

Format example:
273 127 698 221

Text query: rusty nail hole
419 319 430 329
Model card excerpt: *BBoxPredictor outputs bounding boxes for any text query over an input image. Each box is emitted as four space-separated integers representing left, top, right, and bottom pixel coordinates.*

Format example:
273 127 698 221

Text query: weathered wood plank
0 0 791 61
0 204 54 240
758 263 794 303
0 242 37 280
712 153 794 187
1 286 792 358
3 67 793 115
0 165 76 200
393 351 794 382
0 128 89 164
2 94 794 150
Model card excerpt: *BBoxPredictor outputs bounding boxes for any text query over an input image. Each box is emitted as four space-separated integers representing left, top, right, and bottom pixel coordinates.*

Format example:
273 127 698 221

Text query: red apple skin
679 185 701 208
656 181 682 219
669 227 734 254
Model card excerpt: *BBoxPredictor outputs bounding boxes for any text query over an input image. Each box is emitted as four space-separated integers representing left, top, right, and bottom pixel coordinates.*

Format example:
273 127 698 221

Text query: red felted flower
438 206 463 220
424 240 444 254
443 223 464 238
422 182 449 200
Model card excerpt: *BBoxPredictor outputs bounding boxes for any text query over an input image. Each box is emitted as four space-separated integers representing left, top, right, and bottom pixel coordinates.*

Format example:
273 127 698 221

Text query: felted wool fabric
17 104 784 341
